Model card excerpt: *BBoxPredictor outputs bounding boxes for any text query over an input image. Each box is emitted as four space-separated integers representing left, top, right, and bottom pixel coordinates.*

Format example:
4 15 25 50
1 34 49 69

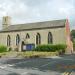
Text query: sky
0 0 75 30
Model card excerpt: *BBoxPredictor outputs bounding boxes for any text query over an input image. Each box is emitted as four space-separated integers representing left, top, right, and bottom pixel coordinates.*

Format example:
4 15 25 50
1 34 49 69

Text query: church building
0 16 73 53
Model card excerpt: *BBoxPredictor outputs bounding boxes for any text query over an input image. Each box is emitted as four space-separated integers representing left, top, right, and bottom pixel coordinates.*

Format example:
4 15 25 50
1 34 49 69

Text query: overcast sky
0 0 75 30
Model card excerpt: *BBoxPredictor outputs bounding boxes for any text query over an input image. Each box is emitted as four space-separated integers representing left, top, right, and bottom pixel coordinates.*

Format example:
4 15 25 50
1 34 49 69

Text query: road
0 54 75 75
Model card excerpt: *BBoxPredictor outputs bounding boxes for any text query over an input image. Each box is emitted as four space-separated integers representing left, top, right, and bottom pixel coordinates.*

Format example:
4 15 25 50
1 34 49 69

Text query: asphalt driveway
0 54 75 75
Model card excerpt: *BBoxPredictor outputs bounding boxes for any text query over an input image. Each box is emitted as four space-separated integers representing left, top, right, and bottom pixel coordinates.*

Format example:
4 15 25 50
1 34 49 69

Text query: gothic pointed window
36 33 41 45
16 34 20 45
48 32 53 44
26 33 30 39
7 35 11 46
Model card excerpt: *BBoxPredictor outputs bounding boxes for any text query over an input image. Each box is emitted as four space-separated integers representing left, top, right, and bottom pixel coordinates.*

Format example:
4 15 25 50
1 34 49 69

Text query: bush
14 47 18 52
0 45 7 53
73 42 75 51
33 44 67 53
8 47 12 51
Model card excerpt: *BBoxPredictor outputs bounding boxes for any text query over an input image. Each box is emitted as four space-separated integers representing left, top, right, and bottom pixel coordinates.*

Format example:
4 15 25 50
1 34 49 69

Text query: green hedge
33 44 67 53
73 42 75 51
0 45 7 53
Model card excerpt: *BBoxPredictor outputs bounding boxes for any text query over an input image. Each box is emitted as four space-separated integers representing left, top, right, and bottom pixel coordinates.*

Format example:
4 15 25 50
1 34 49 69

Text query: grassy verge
0 51 59 58
24 51 58 57
0 51 17 58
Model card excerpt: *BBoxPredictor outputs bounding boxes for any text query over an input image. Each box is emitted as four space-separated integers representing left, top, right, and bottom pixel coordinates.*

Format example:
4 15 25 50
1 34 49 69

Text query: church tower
2 16 11 29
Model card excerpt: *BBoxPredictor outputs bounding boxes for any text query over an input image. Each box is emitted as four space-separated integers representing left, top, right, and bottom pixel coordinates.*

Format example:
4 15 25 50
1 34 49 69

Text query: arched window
26 33 30 39
16 34 20 45
7 35 11 46
36 33 41 45
48 32 53 44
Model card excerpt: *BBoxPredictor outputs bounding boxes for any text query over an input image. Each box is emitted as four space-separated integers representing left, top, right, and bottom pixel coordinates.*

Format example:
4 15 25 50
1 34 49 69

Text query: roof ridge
0 19 66 32
10 19 66 26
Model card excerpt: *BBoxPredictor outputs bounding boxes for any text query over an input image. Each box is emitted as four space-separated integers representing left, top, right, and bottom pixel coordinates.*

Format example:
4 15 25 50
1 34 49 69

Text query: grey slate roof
0 19 66 32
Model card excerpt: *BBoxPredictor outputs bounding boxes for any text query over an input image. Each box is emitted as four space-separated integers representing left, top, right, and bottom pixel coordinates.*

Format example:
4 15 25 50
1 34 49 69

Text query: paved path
0 54 75 75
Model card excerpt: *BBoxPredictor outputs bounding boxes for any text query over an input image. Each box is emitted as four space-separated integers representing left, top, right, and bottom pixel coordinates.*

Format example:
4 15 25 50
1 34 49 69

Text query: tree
71 30 75 42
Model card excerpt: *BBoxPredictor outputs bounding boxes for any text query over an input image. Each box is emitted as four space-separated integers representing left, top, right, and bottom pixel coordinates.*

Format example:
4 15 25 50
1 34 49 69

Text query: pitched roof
0 19 66 32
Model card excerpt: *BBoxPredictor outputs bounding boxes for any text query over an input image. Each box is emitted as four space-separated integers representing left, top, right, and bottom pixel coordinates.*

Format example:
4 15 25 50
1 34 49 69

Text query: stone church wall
0 27 66 51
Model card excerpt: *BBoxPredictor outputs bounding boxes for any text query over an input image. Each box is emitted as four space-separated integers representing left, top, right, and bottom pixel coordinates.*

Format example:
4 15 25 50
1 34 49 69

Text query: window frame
16 34 20 46
26 33 30 39
48 32 53 44
7 35 11 46
36 33 41 45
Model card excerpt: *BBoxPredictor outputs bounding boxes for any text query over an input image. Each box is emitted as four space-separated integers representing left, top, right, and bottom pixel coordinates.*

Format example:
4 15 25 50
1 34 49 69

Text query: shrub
8 47 12 51
73 42 75 51
14 47 18 52
0 45 7 53
33 44 67 53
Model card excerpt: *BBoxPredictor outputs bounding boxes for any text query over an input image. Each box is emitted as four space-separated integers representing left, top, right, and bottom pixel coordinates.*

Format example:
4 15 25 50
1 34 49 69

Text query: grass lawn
0 51 59 58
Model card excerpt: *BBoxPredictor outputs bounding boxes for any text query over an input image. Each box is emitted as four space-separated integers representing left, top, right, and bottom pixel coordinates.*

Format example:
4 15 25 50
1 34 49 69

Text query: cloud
0 0 75 29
